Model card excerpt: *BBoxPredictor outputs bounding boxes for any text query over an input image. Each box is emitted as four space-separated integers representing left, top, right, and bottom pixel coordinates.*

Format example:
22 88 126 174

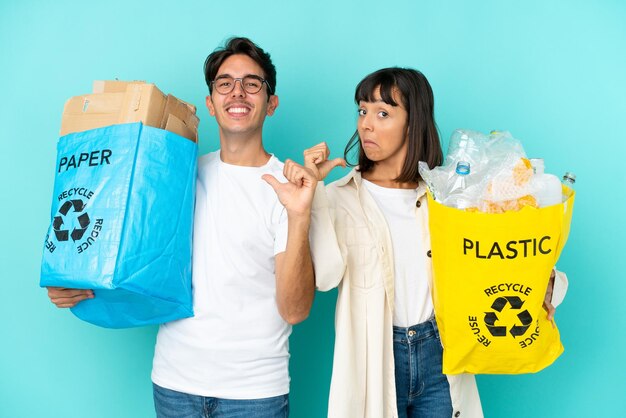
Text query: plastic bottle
562 172 576 201
446 131 483 175
529 158 562 207
443 161 474 209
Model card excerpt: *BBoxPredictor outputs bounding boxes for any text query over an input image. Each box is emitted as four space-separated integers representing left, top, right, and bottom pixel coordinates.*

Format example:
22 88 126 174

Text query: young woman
303 67 483 418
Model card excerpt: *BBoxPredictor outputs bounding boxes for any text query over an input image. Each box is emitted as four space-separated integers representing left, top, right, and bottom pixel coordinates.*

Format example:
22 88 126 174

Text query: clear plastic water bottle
562 172 576 201
443 161 473 209
529 158 562 207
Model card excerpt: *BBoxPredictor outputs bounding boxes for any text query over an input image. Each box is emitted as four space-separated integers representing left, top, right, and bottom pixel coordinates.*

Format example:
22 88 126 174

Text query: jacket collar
336 168 428 199
334 168 362 188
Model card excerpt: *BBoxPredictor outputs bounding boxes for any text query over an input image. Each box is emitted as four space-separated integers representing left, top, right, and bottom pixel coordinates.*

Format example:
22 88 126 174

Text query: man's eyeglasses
211 75 270 95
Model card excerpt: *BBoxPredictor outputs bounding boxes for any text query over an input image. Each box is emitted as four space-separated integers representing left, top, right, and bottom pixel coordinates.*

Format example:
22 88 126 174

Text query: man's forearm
275 213 315 325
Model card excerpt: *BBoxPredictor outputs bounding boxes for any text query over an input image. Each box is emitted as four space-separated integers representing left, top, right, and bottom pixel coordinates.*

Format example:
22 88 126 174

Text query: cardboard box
161 94 199 141
60 81 199 142
92 79 146 93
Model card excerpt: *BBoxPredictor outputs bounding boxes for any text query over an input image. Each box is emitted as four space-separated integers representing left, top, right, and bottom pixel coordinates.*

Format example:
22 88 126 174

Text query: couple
47 37 567 418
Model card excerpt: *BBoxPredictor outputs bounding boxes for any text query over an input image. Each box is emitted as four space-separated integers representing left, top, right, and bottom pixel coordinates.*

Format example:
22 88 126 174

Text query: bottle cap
563 172 576 184
456 161 470 175
529 158 545 175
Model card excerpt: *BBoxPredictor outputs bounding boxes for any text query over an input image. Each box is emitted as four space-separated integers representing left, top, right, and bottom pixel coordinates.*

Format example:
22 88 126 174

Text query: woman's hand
303 142 346 181
542 269 556 321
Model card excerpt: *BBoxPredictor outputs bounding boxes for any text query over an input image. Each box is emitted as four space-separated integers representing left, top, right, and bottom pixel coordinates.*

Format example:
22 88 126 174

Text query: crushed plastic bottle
419 129 575 213
529 158 562 207
443 161 474 209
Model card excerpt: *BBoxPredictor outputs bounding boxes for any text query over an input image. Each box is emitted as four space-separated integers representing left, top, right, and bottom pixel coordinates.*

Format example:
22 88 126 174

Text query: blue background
1 1 624 416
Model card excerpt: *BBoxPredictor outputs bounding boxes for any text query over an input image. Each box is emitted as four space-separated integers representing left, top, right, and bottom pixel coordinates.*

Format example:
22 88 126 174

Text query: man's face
206 54 278 139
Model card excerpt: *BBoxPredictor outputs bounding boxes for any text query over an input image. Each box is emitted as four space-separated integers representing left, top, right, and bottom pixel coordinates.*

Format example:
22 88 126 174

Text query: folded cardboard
60 80 199 142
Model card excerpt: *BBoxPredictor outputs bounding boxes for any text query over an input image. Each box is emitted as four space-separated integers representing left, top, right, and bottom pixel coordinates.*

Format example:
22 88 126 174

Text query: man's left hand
262 159 317 217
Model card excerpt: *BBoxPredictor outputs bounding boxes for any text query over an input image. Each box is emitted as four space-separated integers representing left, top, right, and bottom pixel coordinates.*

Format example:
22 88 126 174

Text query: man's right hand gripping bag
428 189 574 374
40 122 196 328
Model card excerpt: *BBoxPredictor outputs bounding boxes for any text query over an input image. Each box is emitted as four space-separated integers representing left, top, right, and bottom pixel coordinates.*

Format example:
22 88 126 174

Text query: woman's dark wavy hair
344 67 443 183
203 36 276 99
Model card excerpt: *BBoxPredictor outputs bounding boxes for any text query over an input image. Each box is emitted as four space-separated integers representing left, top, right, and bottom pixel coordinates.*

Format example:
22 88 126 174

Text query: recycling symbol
484 296 533 338
53 199 90 242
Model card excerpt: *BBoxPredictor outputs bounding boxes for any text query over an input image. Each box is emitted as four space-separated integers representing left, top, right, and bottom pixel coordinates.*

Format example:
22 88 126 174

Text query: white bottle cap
529 158 545 175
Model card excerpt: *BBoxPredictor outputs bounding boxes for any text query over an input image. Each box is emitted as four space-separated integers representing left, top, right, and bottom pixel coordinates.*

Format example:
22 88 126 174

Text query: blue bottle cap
456 161 470 175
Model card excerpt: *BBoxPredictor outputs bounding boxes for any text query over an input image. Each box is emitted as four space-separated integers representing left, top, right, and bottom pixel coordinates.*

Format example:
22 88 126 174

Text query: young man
47 37 322 417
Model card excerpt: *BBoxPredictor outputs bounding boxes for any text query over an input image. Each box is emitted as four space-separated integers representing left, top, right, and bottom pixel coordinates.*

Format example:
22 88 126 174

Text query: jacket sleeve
309 182 346 291
552 268 568 308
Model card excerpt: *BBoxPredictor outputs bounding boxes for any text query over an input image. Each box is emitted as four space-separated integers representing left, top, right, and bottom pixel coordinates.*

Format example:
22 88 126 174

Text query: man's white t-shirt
152 151 290 399
362 179 434 327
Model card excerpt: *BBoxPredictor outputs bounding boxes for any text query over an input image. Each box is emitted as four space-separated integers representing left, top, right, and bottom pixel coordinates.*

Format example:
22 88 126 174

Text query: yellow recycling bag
428 188 574 374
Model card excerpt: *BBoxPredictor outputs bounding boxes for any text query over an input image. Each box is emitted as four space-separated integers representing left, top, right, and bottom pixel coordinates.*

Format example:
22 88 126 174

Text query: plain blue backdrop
1 1 624 417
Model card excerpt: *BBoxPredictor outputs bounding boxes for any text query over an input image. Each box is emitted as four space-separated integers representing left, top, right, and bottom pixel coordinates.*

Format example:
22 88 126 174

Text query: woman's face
357 87 409 168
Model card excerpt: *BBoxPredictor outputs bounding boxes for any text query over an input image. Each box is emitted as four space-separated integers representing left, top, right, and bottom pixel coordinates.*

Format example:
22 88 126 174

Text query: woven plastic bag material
41 122 196 328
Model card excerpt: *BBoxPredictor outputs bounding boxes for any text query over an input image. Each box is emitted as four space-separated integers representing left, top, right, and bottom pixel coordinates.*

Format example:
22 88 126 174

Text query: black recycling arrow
71 212 91 240
484 312 499 326
53 216 64 230
484 312 507 336
54 230 69 241
71 227 87 241
509 310 533 338
491 297 508 312
505 296 525 309
486 324 507 337
71 199 85 212
59 200 73 216
77 213 90 229
510 324 531 337
517 309 533 325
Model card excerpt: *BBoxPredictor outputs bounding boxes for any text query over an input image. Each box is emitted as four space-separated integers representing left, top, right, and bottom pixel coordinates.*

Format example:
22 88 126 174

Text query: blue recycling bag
41 122 196 328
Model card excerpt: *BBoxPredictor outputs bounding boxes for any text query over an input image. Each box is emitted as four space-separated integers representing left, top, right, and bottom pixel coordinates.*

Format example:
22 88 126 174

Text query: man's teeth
228 107 249 114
